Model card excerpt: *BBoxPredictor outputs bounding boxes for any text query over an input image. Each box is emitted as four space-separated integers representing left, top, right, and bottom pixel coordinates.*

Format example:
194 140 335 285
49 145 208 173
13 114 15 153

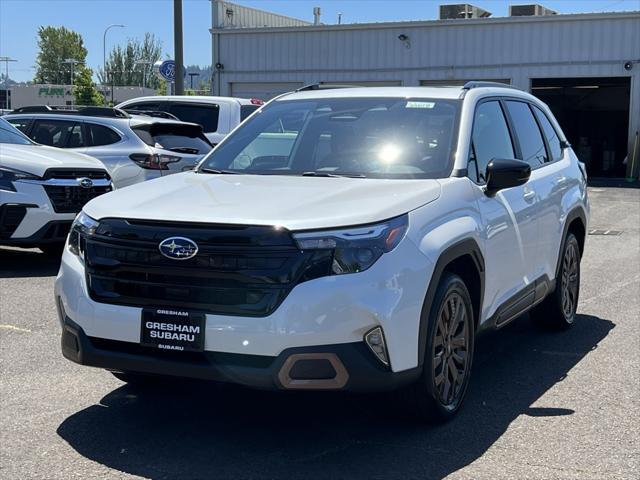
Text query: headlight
68 211 99 259
0 166 41 192
293 215 408 274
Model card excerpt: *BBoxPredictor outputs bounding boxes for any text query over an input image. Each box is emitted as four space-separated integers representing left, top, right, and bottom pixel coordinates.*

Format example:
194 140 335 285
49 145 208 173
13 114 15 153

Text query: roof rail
295 82 362 92
77 107 130 118
462 81 520 91
10 105 69 114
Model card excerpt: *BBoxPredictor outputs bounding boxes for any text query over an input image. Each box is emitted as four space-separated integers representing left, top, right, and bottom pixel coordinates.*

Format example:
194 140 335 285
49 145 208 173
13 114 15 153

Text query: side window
86 123 121 147
532 105 562 162
505 101 548 167
7 118 32 134
30 120 76 148
167 103 220 133
471 101 515 183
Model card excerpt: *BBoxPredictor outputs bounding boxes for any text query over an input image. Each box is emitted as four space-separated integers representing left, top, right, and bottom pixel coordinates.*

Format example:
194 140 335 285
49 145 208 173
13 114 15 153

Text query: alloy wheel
432 292 470 406
561 242 579 320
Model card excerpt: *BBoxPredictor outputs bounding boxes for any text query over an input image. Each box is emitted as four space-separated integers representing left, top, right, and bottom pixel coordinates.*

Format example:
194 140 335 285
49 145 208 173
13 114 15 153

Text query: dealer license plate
140 308 205 352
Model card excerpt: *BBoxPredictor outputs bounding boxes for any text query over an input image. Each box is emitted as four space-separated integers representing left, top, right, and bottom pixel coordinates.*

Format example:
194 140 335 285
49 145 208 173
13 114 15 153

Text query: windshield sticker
406 101 435 109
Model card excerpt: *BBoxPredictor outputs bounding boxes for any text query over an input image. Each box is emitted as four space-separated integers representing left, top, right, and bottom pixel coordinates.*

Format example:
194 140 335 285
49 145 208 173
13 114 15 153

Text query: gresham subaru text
55 83 588 422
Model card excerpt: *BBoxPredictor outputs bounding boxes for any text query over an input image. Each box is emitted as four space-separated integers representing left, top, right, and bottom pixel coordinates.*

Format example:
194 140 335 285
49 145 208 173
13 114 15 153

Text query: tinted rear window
167 103 219 133
240 105 260 121
132 123 212 155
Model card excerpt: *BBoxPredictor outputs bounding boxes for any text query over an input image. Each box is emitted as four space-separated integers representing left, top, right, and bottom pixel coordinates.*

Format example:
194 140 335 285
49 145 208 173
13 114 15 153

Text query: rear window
167 103 219 133
132 123 213 155
240 105 260 121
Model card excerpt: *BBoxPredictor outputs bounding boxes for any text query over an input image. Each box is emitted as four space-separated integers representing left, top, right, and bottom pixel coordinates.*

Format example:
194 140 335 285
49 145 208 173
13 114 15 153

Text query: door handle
523 189 536 201
555 175 567 185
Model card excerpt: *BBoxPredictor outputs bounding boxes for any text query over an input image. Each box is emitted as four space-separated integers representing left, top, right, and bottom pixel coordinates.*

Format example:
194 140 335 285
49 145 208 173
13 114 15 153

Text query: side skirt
482 275 554 331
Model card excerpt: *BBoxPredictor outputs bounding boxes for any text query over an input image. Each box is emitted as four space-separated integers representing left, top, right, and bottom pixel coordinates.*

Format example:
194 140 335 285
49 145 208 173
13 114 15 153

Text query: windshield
199 97 460 179
0 118 34 145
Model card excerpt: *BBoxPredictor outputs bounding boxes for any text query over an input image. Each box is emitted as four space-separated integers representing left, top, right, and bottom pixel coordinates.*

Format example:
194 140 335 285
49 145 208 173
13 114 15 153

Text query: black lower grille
44 185 111 213
85 219 332 317
0 205 28 239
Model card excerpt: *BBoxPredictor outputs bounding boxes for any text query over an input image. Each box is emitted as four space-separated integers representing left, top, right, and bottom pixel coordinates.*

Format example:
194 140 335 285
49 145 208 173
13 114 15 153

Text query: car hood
0 144 106 177
84 172 442 230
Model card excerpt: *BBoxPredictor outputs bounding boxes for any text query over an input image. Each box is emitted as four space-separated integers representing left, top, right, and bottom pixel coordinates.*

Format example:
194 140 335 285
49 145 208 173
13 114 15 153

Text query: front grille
44 185 112 213
85 219 333 317
0 205 28 239
43 169 110 180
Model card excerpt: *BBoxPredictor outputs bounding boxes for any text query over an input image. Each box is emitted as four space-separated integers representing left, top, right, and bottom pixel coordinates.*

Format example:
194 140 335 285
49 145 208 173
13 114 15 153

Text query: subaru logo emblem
159 237 198 260
78 177 93 189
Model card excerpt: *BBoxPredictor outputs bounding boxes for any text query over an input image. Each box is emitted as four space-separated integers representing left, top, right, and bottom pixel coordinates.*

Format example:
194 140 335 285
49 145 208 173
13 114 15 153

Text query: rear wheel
403 272 475 423
531 232 581 330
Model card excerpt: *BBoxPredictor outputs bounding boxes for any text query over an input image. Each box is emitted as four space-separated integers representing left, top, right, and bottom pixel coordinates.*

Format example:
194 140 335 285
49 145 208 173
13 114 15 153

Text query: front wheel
531 232 581 330
403 272 475 423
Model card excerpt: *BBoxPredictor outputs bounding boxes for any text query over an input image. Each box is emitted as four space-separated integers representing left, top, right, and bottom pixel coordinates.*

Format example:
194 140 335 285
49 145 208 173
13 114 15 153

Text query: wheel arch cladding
417 238 485 367
555 208 587 281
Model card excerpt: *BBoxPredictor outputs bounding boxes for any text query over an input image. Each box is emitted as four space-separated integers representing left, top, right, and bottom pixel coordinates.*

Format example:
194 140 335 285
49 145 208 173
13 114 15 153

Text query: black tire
531 232 581 330
403 272 475 423
38 242 65 257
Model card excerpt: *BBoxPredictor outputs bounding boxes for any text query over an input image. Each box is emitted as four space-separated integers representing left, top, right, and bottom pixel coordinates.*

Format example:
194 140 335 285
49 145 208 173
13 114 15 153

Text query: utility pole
188 72 199 91
135 60 153 90
62 58 81 106
0 56 17 110
174 0 184 95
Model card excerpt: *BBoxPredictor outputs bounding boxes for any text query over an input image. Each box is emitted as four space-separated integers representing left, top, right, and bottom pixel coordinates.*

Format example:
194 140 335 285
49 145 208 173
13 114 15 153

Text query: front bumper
55 227 435 378
61 315 421 392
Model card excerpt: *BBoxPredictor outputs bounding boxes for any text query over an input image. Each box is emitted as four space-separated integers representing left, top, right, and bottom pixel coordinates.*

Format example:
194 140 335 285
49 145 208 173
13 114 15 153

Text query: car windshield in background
199 97 460 179
0 119 34 145
132 123 213 155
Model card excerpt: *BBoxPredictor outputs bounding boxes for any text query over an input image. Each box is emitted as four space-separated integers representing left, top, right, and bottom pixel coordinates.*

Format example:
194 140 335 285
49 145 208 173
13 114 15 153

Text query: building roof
212 10 640 34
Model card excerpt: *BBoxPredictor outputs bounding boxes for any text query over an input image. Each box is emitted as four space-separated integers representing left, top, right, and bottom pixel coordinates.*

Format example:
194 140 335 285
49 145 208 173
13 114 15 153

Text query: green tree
73 66 104 106
99 33 162 89
34 26 87 84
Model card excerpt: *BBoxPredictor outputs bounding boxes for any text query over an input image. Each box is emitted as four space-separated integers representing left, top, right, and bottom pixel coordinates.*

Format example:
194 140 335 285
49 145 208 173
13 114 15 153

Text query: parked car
116 95 264 145
0 118 112 253
55 83 589 422
4 109 213 188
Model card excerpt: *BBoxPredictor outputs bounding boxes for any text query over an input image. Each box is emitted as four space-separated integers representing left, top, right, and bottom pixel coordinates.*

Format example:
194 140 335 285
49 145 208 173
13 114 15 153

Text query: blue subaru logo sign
159 237 198 260
78 177 93 189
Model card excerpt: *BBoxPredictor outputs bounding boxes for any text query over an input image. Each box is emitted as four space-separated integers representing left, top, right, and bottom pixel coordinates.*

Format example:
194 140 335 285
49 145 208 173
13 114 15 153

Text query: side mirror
485 159 531 196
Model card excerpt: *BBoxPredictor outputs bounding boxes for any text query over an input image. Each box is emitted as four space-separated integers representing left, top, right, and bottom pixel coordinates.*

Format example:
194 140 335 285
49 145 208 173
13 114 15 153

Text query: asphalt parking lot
1 186 638 480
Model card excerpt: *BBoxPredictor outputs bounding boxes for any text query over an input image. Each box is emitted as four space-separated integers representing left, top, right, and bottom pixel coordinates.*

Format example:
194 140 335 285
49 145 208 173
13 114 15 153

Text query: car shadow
0 247 61 278
57 314 613 480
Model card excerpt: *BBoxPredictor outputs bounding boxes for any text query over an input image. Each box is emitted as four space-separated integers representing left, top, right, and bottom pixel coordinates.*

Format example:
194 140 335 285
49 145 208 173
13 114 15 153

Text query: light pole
0 56 17 110
103 24 125 105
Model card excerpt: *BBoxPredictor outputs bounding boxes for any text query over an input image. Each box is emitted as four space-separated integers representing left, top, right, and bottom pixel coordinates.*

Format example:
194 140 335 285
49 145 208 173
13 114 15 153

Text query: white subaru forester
55 83 588 422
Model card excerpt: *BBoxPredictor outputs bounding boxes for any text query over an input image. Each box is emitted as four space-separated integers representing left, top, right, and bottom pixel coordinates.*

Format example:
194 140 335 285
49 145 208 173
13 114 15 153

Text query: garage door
230 82 302 101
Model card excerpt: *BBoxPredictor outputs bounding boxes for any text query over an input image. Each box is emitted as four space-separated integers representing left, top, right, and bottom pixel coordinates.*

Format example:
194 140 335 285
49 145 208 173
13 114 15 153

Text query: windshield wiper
169 147 200 154
199 167 240 175
301 171 366 178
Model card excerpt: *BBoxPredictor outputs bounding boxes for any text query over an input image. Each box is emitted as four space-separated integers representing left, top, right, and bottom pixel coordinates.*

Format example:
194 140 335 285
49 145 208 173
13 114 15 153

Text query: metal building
210 2 640 178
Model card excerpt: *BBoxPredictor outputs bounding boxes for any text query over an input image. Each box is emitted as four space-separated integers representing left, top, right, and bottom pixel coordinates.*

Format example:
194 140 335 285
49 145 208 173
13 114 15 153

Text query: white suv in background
0 118 112 253
116 96 264 145
56 83 588 422
5 108 213 188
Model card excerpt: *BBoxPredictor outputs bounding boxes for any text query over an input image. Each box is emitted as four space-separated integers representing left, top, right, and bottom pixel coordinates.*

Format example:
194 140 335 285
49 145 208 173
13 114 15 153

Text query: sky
1 0 639 82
